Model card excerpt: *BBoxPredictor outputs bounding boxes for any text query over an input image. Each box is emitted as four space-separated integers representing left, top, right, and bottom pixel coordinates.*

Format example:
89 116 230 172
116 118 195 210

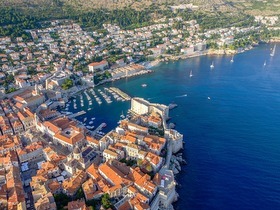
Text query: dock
68 111 86 118
88 123 106 137
109 87 131 101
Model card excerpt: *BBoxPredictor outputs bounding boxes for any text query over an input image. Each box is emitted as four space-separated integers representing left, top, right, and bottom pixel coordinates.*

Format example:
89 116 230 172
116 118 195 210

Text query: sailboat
210 62 214 69
189 70 193 78
270 44 276 57
120 111 125 119
230 55 234 63
263 60 267 66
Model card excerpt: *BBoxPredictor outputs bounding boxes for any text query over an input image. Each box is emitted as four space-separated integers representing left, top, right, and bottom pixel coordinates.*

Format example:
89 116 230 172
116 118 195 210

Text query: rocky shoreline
170 152 187 175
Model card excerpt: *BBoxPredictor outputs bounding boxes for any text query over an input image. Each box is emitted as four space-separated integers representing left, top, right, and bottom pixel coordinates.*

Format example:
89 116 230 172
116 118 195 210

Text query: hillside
1 0 280 15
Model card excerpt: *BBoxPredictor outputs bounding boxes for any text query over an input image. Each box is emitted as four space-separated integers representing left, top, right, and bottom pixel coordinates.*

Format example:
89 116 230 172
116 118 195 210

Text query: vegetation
86 199 97 210
27 66 38 75
94 71 111 84
54 193 71 210
148 126 164 137
50 32 60 40
61 78 74 90
75 188 85 200
0 5 154 38
120 158 137 167
6 87 18 94
101 193 112 209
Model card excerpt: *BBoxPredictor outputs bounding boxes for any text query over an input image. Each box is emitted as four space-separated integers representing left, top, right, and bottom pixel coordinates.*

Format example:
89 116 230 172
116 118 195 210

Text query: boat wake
147 97 157 100
175 94 188 98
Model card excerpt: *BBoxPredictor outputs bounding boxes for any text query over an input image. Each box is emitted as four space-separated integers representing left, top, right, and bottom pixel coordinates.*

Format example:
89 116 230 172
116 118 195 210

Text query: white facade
131 97 169 121
131 98 149 115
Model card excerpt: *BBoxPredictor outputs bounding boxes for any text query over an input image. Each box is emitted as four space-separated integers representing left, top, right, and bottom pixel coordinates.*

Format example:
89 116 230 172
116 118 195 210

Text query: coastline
67 43 265 100
270 37 280 42
59 43 279 209
143 45 255 70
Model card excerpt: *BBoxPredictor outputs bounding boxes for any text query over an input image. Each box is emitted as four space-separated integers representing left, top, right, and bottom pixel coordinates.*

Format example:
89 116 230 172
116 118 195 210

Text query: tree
5 74 14 83
101 193 112 209
61 78 74 90
75 188 85 200
54 193 71 210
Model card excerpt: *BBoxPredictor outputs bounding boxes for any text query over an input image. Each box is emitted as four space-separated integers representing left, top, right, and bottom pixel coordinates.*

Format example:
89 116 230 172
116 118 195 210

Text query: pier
90 123 107 137
68 111 86 118
109 87 131 101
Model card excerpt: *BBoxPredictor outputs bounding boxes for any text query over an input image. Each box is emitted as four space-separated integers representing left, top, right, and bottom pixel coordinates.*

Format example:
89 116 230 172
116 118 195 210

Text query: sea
65 43 280 210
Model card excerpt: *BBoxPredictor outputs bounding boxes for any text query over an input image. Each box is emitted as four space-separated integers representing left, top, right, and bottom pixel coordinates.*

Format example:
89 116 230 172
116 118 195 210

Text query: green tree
101 193 112 209
75 188 85 200
61 78 74 90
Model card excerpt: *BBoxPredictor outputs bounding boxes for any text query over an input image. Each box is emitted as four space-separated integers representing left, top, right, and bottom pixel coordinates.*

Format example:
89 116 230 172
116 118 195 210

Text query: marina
109 87 131 101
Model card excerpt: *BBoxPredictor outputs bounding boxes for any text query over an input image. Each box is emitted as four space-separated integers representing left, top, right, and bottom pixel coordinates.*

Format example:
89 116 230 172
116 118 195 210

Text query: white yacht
270 44 276 57
210 62 214 69
189 70 193 78
230 55 234 63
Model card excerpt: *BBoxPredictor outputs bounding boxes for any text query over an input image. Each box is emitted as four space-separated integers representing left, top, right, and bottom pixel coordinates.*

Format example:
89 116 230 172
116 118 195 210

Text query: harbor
55 44 280 210
59 86 131 134
109 87 131 101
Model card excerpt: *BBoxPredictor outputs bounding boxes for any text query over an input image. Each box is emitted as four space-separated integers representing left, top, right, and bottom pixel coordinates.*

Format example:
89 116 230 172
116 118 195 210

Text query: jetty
109 87 131 101
68 111 86 118
90 122 107 136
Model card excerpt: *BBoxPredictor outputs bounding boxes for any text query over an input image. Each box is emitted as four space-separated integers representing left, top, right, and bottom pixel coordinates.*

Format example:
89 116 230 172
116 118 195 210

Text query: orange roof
82 178 97 201
121 135 136 144
135 174 156 195
88 60 108 67
98 163 124 186
87 164 100 180
118 200 132 210
68 199 88 210
127 122 148 132
43 121 60 133
103 149 118 158
54 131 84 146
62 171 87 196
47 180 61 193
86 136 99 145
146 152 161 166
128 186 138 194
152 173 161 186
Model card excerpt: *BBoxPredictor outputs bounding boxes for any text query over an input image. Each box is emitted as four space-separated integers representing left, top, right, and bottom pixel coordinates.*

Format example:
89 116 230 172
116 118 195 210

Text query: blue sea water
68 44 280 209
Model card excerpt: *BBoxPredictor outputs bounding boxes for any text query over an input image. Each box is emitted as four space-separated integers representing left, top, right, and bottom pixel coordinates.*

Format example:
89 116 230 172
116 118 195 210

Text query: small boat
230 55 234 63
210 62 214 69
189 70 193 78
120 111 125 119
89 121 94 125
86 125 95 130
208 97 211 100
263 60 267 66
270 44 276 57
83 117 87 122
141 84 147 87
